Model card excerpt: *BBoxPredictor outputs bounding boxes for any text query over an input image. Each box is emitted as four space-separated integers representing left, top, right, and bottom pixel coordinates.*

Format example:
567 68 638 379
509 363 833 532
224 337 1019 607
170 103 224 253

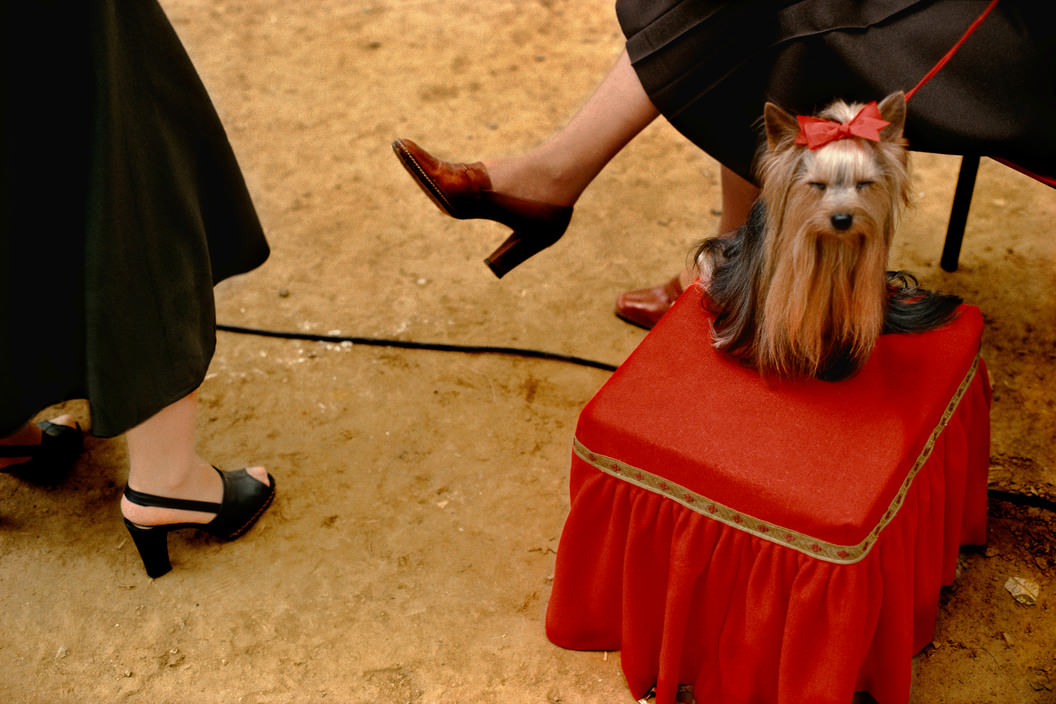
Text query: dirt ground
1 1 1054 702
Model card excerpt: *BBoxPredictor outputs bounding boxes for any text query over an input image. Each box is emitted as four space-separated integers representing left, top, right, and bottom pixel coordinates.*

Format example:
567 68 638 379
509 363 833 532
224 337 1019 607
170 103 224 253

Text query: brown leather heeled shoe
391 138 573 278
614 275 684 330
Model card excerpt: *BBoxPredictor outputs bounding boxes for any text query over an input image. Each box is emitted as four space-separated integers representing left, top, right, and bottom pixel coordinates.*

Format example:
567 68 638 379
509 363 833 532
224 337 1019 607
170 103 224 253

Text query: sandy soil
1 1 1054 702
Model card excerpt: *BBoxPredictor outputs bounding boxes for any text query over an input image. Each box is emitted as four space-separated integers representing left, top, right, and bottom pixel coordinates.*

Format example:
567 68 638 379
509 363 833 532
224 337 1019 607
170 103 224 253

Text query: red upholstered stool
545 284 991 704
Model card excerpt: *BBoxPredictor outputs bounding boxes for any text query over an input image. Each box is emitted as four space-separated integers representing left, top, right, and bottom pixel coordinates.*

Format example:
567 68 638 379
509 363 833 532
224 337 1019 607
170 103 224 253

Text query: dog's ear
878 92 906 142
764 102 799 149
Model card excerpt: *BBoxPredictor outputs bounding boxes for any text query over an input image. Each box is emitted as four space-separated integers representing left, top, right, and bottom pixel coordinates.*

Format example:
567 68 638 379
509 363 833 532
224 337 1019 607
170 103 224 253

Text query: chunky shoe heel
123 519 174 579
485 232 537 278
484 227 566 278
392 138 573 278
122 467 275 578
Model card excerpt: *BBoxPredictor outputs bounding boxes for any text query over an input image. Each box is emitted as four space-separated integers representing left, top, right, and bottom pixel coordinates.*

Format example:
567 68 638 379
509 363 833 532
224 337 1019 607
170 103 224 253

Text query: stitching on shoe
226 487 275 539
398 144 454 213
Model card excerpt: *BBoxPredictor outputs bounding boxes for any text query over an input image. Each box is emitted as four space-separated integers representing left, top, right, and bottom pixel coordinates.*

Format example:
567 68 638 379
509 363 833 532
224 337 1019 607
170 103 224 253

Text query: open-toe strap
207 468 276 540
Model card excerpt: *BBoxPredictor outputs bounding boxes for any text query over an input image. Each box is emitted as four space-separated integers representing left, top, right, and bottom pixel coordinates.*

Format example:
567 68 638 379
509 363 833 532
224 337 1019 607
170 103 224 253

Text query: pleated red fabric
545 284 990 704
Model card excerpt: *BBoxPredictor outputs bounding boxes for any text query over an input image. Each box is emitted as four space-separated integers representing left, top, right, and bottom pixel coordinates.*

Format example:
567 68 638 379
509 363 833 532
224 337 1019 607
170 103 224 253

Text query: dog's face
787 139 896 245
761 92 909 250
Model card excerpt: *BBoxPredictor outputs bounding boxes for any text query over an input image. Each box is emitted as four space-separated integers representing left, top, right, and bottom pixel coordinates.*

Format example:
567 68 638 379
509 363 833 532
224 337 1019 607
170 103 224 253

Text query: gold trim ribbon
572 354 981 565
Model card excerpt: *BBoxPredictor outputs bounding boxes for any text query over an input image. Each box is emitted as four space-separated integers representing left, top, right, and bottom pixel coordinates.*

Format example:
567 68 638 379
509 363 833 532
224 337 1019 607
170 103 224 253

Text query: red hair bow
794 102 890 150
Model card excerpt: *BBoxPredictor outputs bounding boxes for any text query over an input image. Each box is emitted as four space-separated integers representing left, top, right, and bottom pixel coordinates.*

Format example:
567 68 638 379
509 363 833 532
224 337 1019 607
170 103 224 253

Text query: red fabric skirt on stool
545 283 991 704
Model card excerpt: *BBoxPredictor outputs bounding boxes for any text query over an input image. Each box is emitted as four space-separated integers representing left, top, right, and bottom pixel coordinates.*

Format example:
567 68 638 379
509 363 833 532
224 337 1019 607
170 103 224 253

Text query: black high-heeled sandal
0 420 83 484
122 467 276 578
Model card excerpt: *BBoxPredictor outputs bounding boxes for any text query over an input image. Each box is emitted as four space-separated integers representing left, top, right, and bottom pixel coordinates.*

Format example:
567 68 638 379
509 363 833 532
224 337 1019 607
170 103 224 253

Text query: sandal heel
123 519 173 579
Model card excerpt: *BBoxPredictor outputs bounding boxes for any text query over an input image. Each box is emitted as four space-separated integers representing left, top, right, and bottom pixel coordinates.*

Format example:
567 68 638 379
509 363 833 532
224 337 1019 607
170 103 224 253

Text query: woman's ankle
127 457 221 501
483 156 582 207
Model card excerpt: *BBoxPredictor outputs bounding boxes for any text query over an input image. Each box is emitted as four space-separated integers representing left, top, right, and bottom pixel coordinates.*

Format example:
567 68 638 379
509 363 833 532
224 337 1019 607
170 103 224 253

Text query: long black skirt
0 0 269 437
616 0 1056 183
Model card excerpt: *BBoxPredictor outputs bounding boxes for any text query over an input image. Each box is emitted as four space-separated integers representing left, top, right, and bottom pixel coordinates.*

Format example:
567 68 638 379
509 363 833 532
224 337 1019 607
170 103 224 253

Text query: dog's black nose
831 213 853 230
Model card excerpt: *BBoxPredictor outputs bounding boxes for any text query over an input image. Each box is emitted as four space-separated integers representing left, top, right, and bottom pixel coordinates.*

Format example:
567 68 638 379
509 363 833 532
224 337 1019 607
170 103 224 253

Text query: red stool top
575 284 983 561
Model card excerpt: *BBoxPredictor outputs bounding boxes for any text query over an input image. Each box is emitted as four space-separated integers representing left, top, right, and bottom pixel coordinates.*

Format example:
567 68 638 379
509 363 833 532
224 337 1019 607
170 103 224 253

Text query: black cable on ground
216 323 619 372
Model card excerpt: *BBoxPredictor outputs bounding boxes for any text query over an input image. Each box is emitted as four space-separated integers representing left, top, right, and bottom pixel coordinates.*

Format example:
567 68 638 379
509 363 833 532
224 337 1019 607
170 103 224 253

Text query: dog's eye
856 181 875 190
808 182 827 191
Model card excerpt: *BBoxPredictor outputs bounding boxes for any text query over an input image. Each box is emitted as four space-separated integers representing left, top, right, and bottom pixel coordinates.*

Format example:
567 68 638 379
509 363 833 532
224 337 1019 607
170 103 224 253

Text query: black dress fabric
1 0 269 437
616 0 1056 183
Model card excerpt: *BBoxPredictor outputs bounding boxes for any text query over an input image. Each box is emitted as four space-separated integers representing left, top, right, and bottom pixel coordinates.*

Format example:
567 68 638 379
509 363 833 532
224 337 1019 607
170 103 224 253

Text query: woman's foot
119 392 276 577
121 461 270 527
122 464 275 578
0 414 82 481
392 139 574 277
614 275 685 330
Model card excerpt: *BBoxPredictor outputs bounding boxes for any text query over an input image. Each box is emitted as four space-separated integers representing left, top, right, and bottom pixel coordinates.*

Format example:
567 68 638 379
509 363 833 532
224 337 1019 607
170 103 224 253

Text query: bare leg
121 391 269 526
0 414 77 470
716 166 759 236
484 49 659 207
678 166 759 287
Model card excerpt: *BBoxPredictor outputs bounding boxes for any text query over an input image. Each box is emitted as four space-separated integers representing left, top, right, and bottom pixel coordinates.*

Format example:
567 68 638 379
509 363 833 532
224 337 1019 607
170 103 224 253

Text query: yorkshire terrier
696 91 961 381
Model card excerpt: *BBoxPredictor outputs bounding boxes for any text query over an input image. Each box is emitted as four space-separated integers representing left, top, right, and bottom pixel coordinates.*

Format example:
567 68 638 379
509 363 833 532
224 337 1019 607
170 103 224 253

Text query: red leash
900 0 1056 188
904 0 1001 101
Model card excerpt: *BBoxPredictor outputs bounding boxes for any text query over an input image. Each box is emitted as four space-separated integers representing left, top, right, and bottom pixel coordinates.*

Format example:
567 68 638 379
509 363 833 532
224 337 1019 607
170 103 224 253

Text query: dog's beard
756 217 889 378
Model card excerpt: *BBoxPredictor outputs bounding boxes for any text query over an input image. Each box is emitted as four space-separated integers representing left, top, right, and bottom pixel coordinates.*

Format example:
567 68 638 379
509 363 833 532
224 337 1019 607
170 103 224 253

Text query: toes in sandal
0 420 83 484
123 467 276 578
